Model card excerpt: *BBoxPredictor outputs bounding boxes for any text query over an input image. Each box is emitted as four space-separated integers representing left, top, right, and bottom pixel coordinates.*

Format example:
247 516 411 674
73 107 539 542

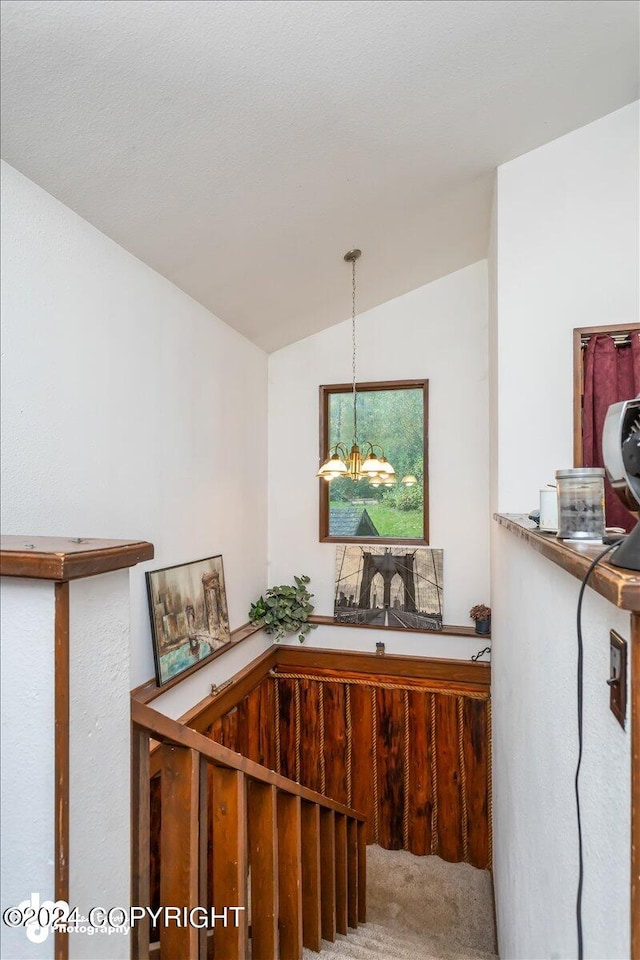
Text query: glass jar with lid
555 468 606 540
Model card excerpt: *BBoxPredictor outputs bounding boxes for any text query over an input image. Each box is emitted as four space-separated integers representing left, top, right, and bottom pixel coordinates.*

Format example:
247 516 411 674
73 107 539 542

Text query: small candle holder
376 641 385 656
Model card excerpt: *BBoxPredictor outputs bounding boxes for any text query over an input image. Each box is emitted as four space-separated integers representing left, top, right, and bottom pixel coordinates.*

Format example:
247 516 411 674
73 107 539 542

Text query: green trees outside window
320 381 429 543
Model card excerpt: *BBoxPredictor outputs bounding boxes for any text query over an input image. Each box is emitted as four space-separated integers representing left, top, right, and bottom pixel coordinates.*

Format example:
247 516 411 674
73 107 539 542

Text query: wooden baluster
301 801 322 951
319 808 336 943
357 820 367 924
334 813 348 936
198 759 209 960
131 726 150 960
347 818 358 929
277 792 303 960
160 744 200 960
248 781 279 959
212 767 249 960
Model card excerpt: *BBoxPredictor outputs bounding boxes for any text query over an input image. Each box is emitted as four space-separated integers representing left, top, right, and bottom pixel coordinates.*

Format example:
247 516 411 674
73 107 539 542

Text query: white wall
268 260 490 659
492 529 630 960
0 161 269 689
494 102 639 512
491 103 639 959
0 162 271 953
0 578 55 960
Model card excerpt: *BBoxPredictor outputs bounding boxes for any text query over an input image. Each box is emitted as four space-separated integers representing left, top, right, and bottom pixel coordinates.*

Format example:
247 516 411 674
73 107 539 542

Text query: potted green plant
470 603 491 636
248 575 317 643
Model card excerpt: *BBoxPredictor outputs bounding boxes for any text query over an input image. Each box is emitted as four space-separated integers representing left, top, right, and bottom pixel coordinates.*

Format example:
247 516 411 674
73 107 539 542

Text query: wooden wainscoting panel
299 680 323 794
463 697 489 869
208 716 222 744
176 647 276 733
407 690 433 856
258 678 277 771
221 706 239 752
435 695 463 862
236 684 257 762
349 684 376 845
146 646 491 892
375 687 405 850
264 664 490 866
278 679 297 781
208 706 240 753
323 682 348 805
236 679 277 769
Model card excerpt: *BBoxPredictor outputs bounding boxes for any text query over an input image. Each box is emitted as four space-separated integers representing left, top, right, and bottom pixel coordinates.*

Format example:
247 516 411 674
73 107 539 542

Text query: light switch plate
609 630 627 729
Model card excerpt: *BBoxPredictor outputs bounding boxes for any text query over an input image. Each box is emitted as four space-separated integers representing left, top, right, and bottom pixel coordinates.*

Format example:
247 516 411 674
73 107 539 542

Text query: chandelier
316 249 417 487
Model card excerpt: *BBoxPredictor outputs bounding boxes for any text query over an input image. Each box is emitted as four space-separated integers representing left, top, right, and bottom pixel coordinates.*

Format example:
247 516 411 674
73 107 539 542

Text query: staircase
132 699 367 960
303 845 497 960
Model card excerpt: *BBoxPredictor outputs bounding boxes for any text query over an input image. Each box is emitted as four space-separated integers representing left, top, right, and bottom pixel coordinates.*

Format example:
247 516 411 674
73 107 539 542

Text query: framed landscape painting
146 555 231 686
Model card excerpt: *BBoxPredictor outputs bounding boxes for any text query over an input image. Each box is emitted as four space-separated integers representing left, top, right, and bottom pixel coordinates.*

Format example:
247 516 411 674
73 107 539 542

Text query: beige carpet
303 845 498 960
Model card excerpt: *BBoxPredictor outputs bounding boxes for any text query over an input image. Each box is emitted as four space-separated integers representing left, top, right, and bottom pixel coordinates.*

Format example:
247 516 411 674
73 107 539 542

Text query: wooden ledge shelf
0 535 154 580
274 644 490 687
308 614 488 639
494 514 640 612
131 621 264 705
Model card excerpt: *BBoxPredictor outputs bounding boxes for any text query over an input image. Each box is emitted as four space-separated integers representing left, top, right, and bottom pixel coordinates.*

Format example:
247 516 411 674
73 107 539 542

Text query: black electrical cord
575 541 620 960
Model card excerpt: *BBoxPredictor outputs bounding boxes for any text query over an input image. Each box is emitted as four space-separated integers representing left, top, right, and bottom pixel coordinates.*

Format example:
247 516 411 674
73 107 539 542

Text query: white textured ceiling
1 1 638 351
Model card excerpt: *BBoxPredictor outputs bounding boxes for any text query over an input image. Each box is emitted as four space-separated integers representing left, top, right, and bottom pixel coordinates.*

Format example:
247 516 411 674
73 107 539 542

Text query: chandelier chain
318 247 405 486
352 257 358 442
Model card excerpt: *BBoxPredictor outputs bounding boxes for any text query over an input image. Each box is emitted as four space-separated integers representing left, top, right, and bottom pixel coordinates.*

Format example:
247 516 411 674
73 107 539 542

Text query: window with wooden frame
319 380 429 544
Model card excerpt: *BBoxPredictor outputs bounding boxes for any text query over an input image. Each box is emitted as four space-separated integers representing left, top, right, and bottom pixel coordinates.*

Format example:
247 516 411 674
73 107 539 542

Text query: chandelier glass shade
316 249 414 488
317 441 396 484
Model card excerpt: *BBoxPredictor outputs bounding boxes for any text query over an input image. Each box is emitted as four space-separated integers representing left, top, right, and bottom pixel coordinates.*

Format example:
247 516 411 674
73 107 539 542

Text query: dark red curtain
583 334 640 532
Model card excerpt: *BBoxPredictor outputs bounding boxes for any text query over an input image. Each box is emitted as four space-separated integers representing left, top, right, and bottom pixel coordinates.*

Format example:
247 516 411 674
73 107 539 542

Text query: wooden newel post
0 535 154 960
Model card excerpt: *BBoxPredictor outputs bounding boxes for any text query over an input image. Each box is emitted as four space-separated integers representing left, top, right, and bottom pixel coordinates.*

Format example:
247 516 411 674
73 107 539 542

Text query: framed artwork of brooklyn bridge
146 555 231 686
334 545 444 630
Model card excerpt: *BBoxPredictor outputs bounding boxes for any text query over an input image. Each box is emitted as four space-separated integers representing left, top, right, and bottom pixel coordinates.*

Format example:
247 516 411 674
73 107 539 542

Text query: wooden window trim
573 323 640 467
318 379 429 545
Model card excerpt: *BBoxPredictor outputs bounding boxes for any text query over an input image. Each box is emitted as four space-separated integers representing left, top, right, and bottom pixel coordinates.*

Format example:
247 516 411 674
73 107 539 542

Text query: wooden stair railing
132 698 366 960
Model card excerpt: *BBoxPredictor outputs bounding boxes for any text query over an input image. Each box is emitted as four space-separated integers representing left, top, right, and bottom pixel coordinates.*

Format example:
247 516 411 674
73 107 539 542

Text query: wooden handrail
132 698 367 960
132 699 365 822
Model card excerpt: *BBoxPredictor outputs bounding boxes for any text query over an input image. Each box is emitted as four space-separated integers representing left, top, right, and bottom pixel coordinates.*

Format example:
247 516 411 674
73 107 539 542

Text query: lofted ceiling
1 0 638 351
